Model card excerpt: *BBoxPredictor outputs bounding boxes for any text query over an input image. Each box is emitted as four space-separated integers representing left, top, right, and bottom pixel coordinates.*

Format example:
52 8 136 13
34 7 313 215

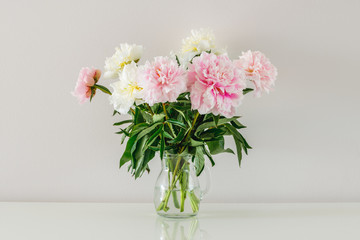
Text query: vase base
156 212 198 219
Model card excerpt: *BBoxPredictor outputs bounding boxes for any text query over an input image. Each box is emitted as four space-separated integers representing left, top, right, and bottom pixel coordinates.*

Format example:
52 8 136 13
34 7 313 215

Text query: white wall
1 0 359 202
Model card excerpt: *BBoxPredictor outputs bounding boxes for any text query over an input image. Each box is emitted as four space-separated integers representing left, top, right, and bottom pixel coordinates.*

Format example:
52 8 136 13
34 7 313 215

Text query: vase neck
162 152 193 171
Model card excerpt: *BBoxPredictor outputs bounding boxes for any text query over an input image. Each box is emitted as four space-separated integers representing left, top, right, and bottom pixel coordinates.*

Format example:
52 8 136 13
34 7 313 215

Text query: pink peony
138 56 187 105
188 52 246 118
73 67 101 104
234 50 277 97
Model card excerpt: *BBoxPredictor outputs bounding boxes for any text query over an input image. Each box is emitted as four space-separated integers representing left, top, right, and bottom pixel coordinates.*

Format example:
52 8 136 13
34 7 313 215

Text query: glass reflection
155 216 207 240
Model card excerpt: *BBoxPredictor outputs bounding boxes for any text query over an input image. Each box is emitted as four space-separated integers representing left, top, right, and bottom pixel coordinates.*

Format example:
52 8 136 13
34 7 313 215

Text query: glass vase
154 152 211 218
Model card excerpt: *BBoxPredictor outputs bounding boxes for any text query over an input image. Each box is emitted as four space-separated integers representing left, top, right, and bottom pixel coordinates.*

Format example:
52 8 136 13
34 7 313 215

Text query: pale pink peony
188 52 246 118
234 50 277 97
138 56 187 105
73 67 101 104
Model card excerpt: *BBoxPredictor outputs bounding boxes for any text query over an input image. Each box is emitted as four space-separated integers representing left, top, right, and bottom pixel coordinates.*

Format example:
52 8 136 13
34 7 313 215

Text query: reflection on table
155 216 208 240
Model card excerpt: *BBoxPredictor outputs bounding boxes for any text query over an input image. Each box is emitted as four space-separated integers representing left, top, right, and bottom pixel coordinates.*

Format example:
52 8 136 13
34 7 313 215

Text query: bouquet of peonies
73 28 277 215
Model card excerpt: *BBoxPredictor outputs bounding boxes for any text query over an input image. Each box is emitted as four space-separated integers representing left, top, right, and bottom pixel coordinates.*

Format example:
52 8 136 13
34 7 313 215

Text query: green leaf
243 88 254 95
135 149 155 178
212 115 220 127
203 114 212 121
175 99 191 104
189 138 204 147
225 124 252 150
148 145 172 151
134 135 148 160
224 124 242 141
176 92 189 101
239 133 251 155
121 123 133 144
166 119 187 129
230 120 246 129
134 107 145 125
240 134 252 149
115 128 130 136
234 138 243 166
160 131 165 160
113 110 119 116
133 136 149 179
202 145 215 167
194 147 205 176
146 125 163 147
134 122 162 142
206 137 234 155
175 55 181 66
129 122 163 167
198 127 227 140
195 117 239 136
119 134 137 168
169 106 192 127
163 131 174 140
224 124 251 165
113 119 133 126
168 128 187 144
153 113 165 122
190 53 201 64
131 123 149 136
140 111 153 123
93 84 111 95
130 122 163 176
150 103 161 115
90 87 96 102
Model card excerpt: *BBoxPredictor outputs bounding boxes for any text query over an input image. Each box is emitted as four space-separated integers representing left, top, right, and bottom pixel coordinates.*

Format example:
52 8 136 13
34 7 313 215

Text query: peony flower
188 52 246 118
182 28 216 55
179 28 227 67
104 43 143 79
234 50 277 97
73 67 101 104
138 56 187 105
109 62 143 114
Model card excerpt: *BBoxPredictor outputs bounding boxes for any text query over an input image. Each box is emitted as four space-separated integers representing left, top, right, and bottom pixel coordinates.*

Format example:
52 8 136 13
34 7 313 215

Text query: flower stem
180 189 186 212
157 111 200 213
158 161 187 212
172 191 180 209
162 103 169 119
168 111 199 199
189 191 199 213
162 103 176 137
146 103 154 115
179 111 200 154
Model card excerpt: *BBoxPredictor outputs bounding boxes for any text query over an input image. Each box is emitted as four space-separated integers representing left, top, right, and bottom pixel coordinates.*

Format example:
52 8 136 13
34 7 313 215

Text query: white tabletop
1 202 359 240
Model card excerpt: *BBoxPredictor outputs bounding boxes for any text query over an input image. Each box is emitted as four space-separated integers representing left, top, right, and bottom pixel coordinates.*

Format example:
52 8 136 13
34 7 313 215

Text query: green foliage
113 120 133 126
175 55 181 66
93 84 112 95
113 93 252 178
243 88 254 95
206 136 234 155
194 147 205 176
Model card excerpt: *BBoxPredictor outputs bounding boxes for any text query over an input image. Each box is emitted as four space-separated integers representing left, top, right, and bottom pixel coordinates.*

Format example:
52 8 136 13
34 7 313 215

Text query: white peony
104 43 143 79
179 28 227 66
182 28 215 55
109 62 143 114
